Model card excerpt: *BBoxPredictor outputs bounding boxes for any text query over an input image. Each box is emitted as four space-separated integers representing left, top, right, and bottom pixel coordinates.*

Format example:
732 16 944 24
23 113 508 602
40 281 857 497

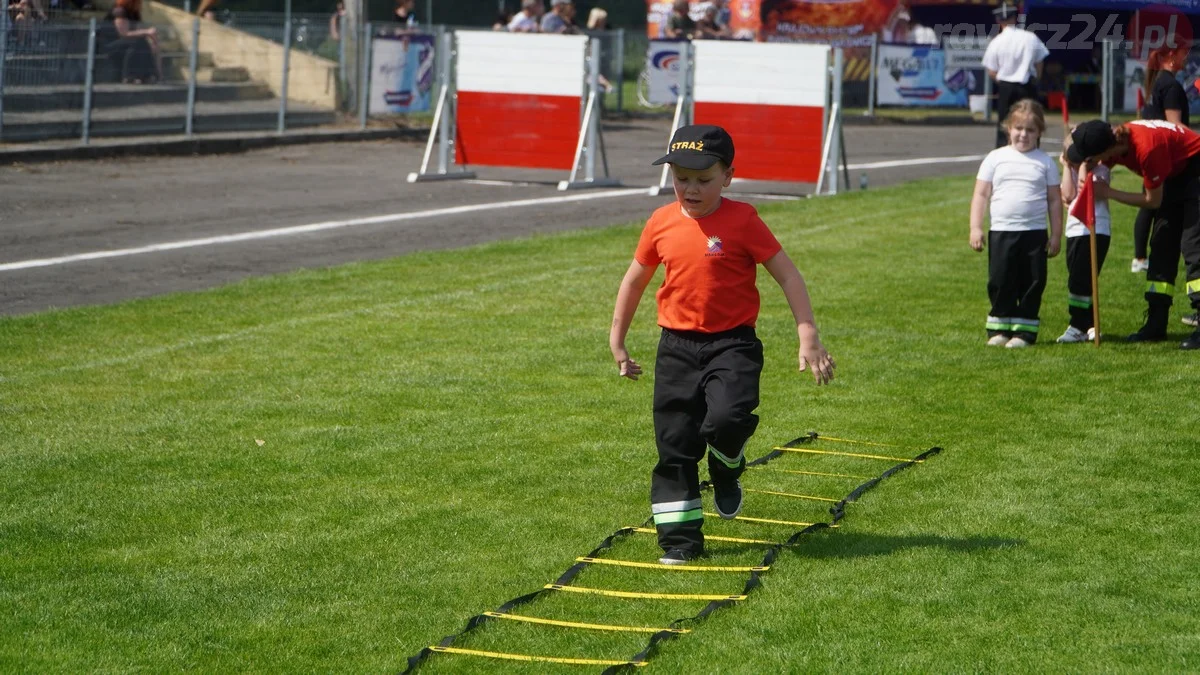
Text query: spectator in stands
8 0 47 24
540 0 578 34
194 0 217 19
664 0 694 39
493 9 513 30
882 8 936 44
6 0 35 47
583 6 614 93
693 5 730 39
715 0 730 28
586 6 607 30
507 0 542 32
393 0 416 27
328 0 345 40
104 0 160 84
314 0 344 59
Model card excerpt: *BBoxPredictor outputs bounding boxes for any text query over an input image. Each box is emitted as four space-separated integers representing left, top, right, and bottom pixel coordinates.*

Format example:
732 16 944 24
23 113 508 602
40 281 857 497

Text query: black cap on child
652 124 735 170
1066 120 1116 165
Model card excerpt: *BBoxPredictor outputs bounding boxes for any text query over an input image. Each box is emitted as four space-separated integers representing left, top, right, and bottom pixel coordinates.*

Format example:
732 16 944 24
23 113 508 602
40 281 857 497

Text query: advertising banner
369 34 435 115
876 43 973 107
646 0 899 44
645 40 685 106
759 0 899 46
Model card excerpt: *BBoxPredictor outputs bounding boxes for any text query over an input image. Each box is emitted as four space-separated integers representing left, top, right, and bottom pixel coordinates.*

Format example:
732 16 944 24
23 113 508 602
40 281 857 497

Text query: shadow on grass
781 531 1024 560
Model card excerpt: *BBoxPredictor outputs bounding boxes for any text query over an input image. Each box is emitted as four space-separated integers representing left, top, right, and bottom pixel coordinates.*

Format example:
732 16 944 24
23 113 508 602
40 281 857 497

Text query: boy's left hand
799 345 835 385
1092 182 1110 200
1046 236 1061 258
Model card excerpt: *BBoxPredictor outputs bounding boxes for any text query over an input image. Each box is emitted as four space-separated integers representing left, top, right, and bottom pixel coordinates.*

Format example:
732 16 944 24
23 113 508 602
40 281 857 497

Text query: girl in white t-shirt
969 99 1064 348
1055 153 1111 343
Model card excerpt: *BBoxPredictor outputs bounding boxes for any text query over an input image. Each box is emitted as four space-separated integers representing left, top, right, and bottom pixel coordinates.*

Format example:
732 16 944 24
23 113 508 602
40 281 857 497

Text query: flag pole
1088 211 1101 346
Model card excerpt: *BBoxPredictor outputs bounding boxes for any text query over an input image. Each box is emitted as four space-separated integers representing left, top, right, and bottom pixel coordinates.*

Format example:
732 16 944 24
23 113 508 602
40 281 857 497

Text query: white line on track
844 154 985 170
2 151 980 273
0 187 651 273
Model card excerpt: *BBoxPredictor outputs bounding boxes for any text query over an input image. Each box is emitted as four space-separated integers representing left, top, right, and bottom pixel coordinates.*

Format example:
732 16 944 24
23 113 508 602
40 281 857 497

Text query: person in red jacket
1067 119 1200 349
608 125 835 565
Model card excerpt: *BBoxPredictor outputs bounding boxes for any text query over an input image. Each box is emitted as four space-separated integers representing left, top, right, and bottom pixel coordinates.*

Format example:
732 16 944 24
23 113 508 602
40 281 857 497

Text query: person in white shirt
969 99 1064 347
507 0 543 32
982 3 1050 148
1055 150 1112 343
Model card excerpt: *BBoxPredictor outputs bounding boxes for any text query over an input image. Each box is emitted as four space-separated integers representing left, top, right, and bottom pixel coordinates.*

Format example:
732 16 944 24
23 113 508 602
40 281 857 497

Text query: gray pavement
0 119 999 316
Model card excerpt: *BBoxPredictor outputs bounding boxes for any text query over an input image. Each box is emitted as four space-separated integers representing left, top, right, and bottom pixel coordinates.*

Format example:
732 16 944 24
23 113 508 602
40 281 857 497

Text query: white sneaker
1005 336 1031 348
1131 258 1149 273
1056 326 1087 343
987 334 1009 346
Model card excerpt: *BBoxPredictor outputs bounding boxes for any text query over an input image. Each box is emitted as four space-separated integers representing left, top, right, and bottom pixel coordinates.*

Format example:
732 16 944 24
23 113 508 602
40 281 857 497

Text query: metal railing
0 17 717 147
0 11 355 144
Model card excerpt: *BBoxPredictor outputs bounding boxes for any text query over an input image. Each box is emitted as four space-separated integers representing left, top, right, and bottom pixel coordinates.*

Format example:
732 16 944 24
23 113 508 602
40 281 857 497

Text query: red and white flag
1069 169 1095 231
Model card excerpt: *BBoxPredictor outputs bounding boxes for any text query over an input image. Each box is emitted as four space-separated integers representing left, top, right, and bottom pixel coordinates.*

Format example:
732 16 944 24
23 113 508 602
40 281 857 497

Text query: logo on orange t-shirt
705 235 724 257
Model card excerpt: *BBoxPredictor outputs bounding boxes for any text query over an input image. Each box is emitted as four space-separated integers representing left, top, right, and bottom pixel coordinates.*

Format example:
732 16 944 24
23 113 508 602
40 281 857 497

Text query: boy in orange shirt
609 124 835 565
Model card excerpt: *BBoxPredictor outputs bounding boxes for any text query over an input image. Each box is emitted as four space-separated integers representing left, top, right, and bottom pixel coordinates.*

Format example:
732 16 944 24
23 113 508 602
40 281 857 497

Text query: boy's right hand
618 357 642 380
969 228 985 252
611 347 643 380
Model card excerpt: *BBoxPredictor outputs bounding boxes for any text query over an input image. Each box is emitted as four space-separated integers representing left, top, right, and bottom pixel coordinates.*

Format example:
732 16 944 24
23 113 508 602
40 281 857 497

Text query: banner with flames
646 0 902 46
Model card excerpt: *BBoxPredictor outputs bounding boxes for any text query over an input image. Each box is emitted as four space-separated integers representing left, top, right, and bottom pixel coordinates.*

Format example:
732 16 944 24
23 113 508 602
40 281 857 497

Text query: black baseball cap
651 124 735 170
1066 120 1116 164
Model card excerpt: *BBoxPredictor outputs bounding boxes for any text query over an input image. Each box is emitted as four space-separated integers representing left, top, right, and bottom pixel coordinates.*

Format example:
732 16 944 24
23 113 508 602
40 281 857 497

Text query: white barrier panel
692 41 830 183
454 32 588 170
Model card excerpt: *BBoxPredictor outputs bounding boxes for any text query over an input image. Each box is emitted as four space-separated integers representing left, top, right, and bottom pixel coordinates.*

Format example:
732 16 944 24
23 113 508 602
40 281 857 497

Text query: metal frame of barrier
406 30 617 191
649 42 844 197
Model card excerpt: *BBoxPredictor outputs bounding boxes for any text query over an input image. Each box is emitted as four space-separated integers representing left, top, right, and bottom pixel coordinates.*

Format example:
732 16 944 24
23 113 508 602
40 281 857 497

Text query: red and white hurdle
407 31 618 190
650 41 845 196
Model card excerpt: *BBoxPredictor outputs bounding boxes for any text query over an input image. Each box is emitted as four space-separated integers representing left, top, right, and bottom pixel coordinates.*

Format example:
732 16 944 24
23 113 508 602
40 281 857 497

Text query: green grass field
2 171 1198 673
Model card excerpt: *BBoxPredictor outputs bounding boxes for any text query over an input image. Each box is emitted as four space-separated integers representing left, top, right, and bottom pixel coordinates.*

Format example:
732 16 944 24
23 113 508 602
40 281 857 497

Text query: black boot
1127 303 1170 342
1182 329 1200 350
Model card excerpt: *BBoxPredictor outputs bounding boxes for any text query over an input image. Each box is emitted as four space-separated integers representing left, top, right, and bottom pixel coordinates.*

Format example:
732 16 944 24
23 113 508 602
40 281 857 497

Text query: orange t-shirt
635 198 782 333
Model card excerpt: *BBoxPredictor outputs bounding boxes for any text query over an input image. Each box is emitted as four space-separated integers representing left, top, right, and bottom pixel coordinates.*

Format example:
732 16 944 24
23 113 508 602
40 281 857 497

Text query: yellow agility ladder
402 432 941 672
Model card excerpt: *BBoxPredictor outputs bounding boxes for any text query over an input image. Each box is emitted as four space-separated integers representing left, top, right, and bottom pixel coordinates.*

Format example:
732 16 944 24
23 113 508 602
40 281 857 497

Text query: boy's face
671 162 733 219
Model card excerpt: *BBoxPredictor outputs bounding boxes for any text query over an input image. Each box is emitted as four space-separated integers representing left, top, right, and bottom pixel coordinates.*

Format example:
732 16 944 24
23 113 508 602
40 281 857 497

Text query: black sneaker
1184 313 1199 328
713 479 744 520
658 548 702 565
1181 329 1200 350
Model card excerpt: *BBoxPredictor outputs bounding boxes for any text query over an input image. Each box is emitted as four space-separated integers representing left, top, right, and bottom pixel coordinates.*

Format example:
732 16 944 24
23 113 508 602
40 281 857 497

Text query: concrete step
0 98 338 143
2 50 215 86
1 80 273 112
196 66 251 83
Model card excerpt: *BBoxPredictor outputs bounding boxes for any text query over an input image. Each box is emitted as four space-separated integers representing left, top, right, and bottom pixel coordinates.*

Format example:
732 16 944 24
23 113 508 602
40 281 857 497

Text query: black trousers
1133 207 1153 260
1065 234 1110 330
987 230 1048 342
651 326 762 554
1149 198 1200 309
1145 155 1200 309
995 80 1039 148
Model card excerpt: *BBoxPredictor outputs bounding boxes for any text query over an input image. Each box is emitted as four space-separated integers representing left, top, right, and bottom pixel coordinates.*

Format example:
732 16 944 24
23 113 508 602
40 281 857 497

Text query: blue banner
369 34 435 115
876 44 975 107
